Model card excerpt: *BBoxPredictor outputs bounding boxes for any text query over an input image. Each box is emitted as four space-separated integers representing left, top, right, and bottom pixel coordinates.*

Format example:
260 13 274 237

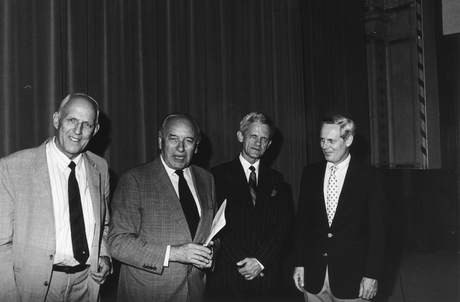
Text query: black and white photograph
0 1 458 302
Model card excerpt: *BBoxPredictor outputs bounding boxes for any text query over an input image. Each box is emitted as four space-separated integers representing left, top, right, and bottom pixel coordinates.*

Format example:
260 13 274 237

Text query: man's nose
74 122 83 134
176 141 185 151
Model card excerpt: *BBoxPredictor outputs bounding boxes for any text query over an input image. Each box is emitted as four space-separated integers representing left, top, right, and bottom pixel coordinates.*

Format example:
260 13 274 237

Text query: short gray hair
239 112 273 137
322 114 355 139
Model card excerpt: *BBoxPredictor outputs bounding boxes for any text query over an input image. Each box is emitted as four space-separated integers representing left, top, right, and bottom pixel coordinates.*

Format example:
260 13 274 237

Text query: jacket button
44 281 49 286
49 254 54 260
322 252 328 257
327 233 333 238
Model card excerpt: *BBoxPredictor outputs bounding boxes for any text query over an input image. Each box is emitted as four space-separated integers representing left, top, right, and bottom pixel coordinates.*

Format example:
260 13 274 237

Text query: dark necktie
175 170 200 238
248 166 257 206
68 161 89 265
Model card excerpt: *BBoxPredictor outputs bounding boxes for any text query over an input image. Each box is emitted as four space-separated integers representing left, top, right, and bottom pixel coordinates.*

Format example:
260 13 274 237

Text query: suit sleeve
0 160 19 301
108 172 166 275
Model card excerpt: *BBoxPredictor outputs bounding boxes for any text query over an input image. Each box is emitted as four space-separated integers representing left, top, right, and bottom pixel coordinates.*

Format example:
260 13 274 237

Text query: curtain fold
0 0 368 200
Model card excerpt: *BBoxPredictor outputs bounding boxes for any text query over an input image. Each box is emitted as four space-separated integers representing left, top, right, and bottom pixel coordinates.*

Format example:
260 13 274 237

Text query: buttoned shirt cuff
163 245 171 267
255 259 264 270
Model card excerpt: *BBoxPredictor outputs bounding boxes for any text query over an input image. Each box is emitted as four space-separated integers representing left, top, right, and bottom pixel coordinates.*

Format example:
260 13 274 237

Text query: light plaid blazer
108 157 216 302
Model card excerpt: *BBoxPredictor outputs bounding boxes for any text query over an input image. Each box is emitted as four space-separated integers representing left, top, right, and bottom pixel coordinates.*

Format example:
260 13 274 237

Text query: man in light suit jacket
293 114 384 302
0 93 111 302
207 112 293 301
109 113 215 302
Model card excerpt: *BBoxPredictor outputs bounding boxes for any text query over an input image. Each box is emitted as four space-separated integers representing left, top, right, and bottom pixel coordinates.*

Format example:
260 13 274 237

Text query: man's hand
170 243 212 269
359 277 378 300
236 258 263 280
90 256 111 284
293 266 305 292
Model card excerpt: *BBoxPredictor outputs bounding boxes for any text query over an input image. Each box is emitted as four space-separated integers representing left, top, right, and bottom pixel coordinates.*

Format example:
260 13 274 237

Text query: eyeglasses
63 117 95 133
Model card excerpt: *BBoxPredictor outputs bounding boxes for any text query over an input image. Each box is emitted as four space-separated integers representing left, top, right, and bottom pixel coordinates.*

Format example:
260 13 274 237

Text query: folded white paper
204 199 227 246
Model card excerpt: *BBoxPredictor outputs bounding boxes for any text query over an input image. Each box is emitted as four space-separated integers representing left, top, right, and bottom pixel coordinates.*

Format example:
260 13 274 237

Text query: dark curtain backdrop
0 0 368 200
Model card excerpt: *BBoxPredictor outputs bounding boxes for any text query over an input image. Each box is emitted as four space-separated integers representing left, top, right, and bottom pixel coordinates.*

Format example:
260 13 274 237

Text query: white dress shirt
46 138 95 266
238 153 265 270
323 154 351 210
239 154 260 184
160 155 201 266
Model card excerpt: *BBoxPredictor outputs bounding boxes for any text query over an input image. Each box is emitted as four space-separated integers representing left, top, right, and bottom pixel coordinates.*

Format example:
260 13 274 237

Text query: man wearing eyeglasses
0 93 111 302
293 114 384 302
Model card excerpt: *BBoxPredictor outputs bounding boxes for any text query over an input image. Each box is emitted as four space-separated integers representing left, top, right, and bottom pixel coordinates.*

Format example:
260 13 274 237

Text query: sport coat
207 158 293 299
108 157 216 302
294 157 384 299
0 141 110 302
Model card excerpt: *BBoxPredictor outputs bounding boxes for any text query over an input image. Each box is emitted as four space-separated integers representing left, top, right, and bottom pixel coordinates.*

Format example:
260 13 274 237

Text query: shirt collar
160 155 191 177
239 153 260 172
49 137 83 171
326 153 351 171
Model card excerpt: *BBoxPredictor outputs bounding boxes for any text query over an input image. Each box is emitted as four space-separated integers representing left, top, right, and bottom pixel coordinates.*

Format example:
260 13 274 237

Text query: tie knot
68 161 76 171
175 169 184 177
330 165 337 173
249 166 255 172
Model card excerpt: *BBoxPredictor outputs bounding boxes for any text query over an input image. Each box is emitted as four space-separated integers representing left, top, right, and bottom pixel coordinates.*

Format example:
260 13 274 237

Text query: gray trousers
45 268 91 302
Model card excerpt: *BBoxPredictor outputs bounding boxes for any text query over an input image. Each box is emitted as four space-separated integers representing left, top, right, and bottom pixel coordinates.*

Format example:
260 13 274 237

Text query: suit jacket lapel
232 159 253 204
32 143 56 250
319 162 331 227
257 163 274 199
83 153 102 244
189 166 210 242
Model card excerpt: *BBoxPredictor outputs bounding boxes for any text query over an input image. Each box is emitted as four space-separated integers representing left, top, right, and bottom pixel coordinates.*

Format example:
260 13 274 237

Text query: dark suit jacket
108 157 216 302
207 159 293 300
293 157 384 299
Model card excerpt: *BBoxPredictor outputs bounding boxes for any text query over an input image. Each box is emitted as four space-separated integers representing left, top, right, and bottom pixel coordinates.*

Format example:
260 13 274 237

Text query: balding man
109 113 216 302
0 93 111 302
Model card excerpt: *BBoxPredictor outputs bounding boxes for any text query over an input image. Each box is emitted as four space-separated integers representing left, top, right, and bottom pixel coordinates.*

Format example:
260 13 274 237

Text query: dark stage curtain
0 0 368 200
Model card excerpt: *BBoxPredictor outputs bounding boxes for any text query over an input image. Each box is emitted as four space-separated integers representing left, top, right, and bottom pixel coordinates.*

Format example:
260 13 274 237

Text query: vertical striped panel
415 0 429 168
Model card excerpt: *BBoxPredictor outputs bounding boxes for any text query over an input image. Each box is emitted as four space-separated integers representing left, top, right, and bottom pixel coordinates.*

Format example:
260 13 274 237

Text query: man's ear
266 140 272 149
345 135 354 148
52 112 60 130
237 131 244 143
194 143 199 154
157 131 163 151
92 123 100 136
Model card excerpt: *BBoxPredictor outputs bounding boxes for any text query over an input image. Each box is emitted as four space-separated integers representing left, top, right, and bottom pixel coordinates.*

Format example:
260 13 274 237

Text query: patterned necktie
68 161 89 264
326 165 339 226
248 166 257 206
175 170 200 238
